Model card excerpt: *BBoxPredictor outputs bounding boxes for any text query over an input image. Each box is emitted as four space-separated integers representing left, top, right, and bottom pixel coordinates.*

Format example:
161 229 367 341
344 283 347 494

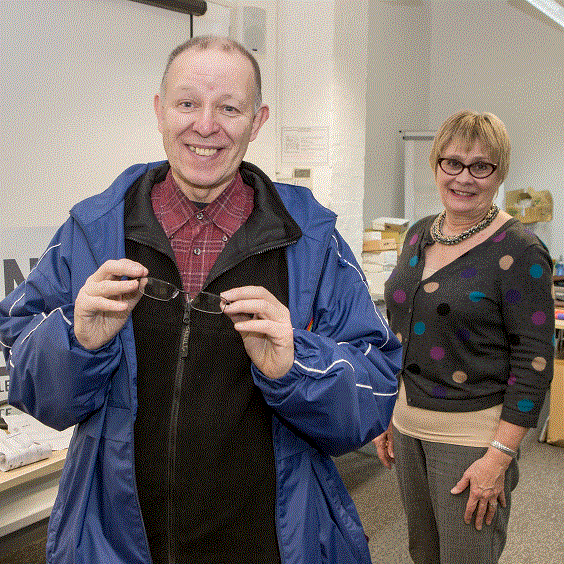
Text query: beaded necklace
430 204 499 245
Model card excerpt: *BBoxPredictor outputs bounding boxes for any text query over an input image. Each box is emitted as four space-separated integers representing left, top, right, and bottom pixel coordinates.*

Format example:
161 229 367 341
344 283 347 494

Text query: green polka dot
530 264 543 278
518 399 534 413
414 322 425 335
469 291 485 302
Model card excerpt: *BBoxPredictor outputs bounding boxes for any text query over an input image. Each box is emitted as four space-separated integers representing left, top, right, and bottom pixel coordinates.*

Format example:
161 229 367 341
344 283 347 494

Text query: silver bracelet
490 440 518 459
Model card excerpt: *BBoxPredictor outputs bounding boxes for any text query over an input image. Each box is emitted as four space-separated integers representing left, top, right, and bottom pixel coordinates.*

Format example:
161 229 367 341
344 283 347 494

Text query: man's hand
221 286 294 380
74 259 148 350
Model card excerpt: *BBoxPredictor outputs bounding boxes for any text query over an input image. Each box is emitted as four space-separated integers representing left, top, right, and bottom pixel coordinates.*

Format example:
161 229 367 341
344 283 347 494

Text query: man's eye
223 105 239 114
179 101 194 109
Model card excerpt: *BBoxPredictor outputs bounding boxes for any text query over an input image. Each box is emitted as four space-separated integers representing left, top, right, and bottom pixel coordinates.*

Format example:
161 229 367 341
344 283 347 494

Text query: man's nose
192 107 220 136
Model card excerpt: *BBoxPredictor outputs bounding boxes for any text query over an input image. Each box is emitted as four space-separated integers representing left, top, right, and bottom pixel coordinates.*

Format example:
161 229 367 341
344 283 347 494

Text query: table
0 447 67 537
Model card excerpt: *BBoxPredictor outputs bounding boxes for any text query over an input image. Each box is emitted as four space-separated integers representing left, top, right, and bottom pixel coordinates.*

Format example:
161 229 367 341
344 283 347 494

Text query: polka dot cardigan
384 216 554 428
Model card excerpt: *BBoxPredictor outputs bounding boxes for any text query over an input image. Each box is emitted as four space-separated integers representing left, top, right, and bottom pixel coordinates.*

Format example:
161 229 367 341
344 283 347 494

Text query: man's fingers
85 278 141 299
89 259 147 285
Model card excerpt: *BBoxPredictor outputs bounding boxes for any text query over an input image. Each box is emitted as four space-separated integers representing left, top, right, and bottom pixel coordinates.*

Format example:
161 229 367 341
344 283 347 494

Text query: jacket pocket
81 403 131 443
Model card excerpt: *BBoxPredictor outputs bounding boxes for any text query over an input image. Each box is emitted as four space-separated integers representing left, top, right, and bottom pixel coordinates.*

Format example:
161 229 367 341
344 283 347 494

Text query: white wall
364 0 432 222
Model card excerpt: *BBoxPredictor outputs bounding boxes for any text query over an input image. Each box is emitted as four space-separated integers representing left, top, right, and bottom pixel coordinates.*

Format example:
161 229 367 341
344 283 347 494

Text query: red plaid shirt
151 170 254 297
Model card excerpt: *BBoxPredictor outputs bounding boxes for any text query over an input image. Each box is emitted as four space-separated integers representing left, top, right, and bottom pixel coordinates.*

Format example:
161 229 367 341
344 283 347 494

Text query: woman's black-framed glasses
437 158 497 179
139 277 227 314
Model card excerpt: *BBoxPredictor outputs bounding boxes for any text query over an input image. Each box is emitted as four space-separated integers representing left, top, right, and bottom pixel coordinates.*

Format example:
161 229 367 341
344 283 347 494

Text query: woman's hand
450 449 510 530
373 421 395 469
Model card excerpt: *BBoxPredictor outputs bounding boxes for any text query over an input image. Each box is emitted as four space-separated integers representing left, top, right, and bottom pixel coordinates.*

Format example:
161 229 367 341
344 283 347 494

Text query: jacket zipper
167 302 191 564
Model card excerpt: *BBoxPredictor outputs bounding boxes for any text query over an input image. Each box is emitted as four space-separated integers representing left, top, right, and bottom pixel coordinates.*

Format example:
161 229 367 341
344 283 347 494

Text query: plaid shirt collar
152 170 254 239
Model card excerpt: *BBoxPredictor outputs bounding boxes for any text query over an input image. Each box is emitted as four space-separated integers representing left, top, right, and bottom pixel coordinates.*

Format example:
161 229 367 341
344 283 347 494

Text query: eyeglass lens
438 158 496 179
140 277 226 314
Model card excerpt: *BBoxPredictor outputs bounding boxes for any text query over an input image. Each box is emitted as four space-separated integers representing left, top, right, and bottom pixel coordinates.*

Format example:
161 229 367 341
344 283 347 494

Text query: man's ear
154 93 164 133
249 105 269 142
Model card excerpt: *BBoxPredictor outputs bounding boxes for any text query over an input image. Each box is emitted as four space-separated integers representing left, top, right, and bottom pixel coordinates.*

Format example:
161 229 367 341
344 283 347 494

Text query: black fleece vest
124 166 291 564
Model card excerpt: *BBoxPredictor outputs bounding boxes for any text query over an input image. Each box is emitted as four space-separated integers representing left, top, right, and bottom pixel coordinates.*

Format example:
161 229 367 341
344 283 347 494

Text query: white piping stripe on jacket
8 293 25 317
36 243 61 267
8 243 62 317
294 357 354 375
356 383 398 397
331 234 392 349
20 308 72 348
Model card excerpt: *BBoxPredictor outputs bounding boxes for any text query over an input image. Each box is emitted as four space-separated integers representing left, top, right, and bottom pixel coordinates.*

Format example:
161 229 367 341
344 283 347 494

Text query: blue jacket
1 161 401 564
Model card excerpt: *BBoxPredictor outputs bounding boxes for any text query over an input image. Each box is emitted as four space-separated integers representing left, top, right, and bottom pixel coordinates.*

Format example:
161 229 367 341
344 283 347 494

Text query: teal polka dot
409 255 419 267
414 322 425 335
469 291 486 302
517 399 534 413
530 264 543 278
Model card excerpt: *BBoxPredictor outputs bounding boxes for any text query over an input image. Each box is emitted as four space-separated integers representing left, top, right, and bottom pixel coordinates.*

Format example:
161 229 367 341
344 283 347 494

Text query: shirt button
196 212 204 220
193 248 202 256
222 235 228 242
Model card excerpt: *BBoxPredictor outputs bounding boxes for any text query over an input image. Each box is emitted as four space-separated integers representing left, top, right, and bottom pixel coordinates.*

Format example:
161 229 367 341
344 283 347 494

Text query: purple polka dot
456 328 471 342
409 234 419 245
461 267 477 278
393 289 406 304
432 385 448 399
505 289 521 304
493 231 506 242
507 373 517 385
430 346 445 360
531 311 546 326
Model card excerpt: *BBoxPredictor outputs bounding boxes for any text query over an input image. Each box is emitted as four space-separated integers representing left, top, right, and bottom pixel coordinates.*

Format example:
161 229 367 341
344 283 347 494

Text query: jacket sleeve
252 230 401 457
0 222 121 431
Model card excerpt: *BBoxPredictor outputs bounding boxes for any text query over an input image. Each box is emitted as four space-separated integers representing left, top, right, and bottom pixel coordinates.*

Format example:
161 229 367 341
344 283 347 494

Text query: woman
375 110 554 564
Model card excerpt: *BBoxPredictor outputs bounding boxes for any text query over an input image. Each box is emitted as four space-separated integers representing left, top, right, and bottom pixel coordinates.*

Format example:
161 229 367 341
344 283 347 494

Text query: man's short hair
160 35 262 113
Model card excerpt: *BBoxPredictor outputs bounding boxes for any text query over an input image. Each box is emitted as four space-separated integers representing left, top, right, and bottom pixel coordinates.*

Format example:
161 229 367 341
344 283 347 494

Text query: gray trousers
393 427 519 564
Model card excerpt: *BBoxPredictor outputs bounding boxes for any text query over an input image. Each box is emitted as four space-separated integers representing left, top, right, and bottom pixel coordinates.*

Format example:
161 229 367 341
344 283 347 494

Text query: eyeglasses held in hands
437 158 497 179
138 277 228 314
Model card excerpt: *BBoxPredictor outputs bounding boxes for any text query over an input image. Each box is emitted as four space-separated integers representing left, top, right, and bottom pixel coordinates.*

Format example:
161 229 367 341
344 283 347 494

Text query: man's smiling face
154 45 268 202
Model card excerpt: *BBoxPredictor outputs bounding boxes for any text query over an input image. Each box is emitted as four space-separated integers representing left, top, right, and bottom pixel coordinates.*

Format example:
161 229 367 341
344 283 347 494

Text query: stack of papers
0 431 52 472
0 412 74 472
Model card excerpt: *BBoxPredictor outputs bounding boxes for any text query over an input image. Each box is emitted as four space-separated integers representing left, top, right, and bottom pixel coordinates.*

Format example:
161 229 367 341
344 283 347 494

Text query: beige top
393 380 502 447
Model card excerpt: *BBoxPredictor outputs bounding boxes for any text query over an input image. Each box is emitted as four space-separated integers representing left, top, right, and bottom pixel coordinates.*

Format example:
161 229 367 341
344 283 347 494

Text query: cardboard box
362 239 397 252
547 358 564 447
371 217 409 232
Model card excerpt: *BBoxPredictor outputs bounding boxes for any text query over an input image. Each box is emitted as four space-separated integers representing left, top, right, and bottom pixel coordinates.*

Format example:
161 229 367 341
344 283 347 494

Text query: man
0 36 401 564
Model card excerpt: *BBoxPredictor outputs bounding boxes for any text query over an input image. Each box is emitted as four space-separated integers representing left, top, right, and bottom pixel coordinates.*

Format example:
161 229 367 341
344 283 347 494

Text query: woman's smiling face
436 139 502 221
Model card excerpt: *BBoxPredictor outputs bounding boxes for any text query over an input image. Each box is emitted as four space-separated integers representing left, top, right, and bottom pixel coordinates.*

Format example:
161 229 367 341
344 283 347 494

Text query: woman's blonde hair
429 110 511 182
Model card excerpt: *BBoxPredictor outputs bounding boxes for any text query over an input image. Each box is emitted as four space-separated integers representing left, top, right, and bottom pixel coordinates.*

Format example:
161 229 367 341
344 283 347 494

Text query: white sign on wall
281 127 329 165
1 228 56 403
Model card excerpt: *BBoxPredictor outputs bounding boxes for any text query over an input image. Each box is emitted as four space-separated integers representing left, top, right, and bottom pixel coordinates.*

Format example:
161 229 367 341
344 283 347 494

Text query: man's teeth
453 190 473 196
189 146 218 156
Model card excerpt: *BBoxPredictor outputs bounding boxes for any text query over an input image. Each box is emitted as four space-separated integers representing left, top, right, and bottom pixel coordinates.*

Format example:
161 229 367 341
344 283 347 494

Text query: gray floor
335 397 564 564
